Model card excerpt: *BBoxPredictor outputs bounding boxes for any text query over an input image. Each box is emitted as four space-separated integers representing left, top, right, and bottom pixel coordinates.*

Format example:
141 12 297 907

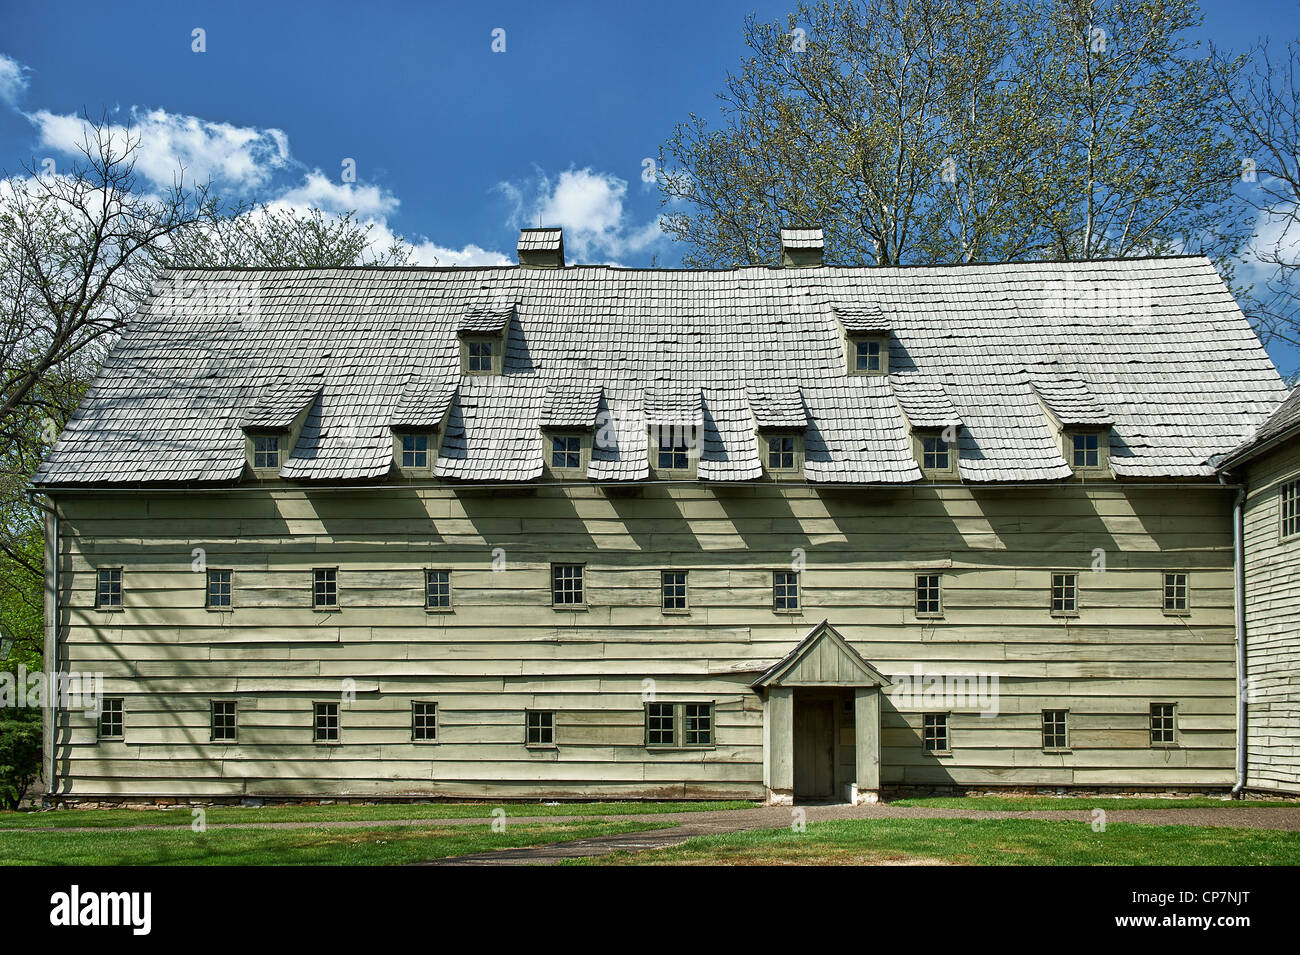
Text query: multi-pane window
313 702 340 742
916 573 942 615
550 434 582 469
767 435 796 470
96 568 122 608
526 710 555 746
206 569 232 608
1042 709 1068 750
661 571 688 611
313 568 338 609
425 569 451 610
656 435 690 470
921 435 950 471
211 700 237 742
98 698 124 740
855 339 882 372
1282 479 1299 539
467 340 495 372
1051 572 1078 614
1163 572 1189 613
400 434 429 468
412 702 438 741
551 563 584 607
1071 433 1100 468
645 702 713 748
253 435 280 469
1149 703 1176 746
773 571 800 612
922 713 949 752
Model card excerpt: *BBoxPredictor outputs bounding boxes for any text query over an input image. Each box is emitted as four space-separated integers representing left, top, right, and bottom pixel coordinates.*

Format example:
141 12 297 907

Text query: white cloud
0 53 29 106
269 171 397 219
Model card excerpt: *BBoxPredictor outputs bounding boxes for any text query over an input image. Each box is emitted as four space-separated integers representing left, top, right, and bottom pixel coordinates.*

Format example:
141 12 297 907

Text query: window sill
1162 610 1191 617
924 750 953 757
1050 612 1079 619
552 604 588 612
772 608 802 615
1043 748 1071 755
1150 743 1179 749
95 607 124 613
661 608 691 616
646 745 715 752
313 607 341 613
425 607 454 614
915 613 944 620
205 606 233 613
526 744 558 751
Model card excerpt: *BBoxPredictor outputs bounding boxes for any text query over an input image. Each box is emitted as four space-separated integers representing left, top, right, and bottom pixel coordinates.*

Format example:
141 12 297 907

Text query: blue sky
0 0 1296 374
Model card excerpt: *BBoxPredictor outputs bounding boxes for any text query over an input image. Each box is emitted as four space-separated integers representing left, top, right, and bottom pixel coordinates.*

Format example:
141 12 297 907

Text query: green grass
0 799 758 831
889 796 1298 811
0 819 673 866
571 817 1300 866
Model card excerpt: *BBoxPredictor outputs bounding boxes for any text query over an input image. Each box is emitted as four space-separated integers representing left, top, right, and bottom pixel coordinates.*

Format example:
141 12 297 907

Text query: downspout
1222 475 1247 797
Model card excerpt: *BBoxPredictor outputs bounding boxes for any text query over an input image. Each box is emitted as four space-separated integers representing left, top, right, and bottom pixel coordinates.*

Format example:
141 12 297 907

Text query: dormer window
252 435 280 470
922 435 949 471
913 429 959 479
657 435 690 470
464 338 499 375
1071 433 1099 468
400 434 430 469
545 432 589 475
762 433 803 476
854 338 884 374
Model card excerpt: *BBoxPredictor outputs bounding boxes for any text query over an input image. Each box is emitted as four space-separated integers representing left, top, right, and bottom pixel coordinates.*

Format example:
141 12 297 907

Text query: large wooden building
31 229 1293 804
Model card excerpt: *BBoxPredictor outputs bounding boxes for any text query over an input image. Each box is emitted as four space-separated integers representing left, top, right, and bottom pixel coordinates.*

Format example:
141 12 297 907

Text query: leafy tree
0 708 42 810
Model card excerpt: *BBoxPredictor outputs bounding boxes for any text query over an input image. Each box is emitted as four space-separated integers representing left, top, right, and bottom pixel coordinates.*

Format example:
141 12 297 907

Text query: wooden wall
47 482 1238 798
1243 441 1300 795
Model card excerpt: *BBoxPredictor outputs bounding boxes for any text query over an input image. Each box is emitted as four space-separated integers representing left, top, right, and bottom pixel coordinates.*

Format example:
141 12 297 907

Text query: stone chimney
517 228 565 269
780 227 824 268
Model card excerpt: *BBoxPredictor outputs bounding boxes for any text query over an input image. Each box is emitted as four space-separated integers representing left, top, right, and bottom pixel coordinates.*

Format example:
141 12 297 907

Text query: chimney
517 228 565 269
780 227 824 268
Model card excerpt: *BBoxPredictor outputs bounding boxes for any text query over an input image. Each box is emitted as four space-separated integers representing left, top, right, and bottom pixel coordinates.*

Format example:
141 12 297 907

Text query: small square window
921 435 950 472
98 698 124 740
412 702 438 742
767 435 796 471
1071 433 1100 469
684 703 713 747
253 435 280 469
552 563 584 607
550 434 583 470
656 435 690 470
96 568 122 609
773 571 800 612
1042 709 1068 750
526 710 555 746
1149 702 1176 747
1163 572 1188 613
1051 572 1078 614
401 434 430 469
646 702 675 746
425 569 451 610
922 713 949 753
313 568 338 609
314 702 340 742
467 339 495 373
855 339 882 372
206 569 232 609
661 571 688 612
211 700 237 742
1281 479 1299 539
916 573 942 615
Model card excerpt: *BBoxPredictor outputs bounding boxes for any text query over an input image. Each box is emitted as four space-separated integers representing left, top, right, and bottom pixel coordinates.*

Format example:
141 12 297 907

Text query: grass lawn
0 799 758 831
570 818 1300 866
889 796 1298 811
0 819 673 865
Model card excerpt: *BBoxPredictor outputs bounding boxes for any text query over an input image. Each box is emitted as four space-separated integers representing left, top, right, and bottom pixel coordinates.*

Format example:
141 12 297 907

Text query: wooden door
794 698 835 800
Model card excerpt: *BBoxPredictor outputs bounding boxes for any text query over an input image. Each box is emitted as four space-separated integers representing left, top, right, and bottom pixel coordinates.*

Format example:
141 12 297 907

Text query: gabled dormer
390 377 457 476
1025 366 1114 477
892 376 963 481
747 384 807 478
458 303 514 376
645 382 703 478
539 384 602 478
833 303 891 376
240 383 321 479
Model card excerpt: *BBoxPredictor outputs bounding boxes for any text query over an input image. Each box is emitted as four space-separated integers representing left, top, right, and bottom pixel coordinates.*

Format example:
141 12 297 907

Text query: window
211 701 237 742
661 571 688 612
1042 709 1068 750
96 568 122 609
656 435 690 470
425 569 451 611
467 339 495 373
1149 703 1176 746
921 435 950 472
922 713 949 753
313 702 340 742
400 433 430 468
253 435 280 469
1051 572 1078 615
550 434 583 470
766 435 797 471
98 698 124 740
412 702 438 742
526 710 555 746
1282 479 1299 539
915 573 942 616
773 571 800 612
206 569 232 609
1071 433 1100 469
855 339 882 372
313 568 338 609
645 702 713 748
1163 572 1189 613
551 563 584 607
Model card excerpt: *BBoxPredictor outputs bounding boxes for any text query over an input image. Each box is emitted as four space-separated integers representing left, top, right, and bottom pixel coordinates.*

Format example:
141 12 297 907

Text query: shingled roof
1217 384 1300 470
31 255 1287 488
